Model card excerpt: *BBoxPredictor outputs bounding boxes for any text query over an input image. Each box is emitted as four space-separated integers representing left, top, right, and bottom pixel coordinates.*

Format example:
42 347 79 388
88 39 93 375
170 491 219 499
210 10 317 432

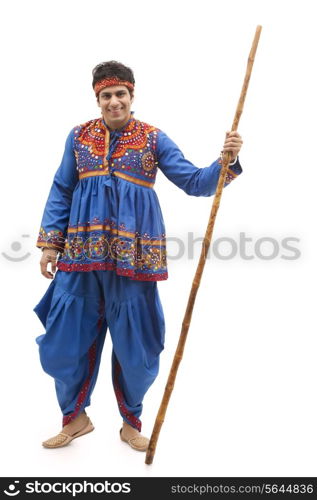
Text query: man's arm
36 129 78 278
156 130 242 197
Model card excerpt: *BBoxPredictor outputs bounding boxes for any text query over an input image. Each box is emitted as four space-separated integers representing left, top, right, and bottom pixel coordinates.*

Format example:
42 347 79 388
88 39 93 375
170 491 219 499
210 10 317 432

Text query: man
34 60 243 451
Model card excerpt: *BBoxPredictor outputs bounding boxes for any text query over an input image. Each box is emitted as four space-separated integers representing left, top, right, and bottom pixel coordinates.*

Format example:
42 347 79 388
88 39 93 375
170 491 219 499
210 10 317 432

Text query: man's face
97 85 133 130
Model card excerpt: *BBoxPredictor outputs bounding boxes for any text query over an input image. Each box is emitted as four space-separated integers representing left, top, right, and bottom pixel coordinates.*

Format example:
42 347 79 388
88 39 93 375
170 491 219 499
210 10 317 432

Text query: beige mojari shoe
42 416 94 449
120 427 149 452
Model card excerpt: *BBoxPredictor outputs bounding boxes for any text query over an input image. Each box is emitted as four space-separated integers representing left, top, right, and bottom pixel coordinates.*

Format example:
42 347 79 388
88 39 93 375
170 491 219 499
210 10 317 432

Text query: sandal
120 427 149 452
42 417 94 448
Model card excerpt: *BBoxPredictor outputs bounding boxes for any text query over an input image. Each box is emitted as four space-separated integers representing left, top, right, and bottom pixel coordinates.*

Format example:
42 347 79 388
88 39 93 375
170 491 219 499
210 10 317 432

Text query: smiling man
34 60 243 451
99 86 132 128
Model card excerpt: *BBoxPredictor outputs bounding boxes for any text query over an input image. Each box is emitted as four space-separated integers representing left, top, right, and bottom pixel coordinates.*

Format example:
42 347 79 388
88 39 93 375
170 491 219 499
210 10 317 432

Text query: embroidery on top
74 118 159 180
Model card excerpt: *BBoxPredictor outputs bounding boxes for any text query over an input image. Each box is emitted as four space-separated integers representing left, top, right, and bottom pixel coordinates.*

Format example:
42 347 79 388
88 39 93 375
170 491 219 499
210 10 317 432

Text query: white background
0 0 316 478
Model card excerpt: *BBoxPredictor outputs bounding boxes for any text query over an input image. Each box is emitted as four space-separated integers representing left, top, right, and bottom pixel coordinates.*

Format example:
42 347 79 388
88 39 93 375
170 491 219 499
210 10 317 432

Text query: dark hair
92 60 135 96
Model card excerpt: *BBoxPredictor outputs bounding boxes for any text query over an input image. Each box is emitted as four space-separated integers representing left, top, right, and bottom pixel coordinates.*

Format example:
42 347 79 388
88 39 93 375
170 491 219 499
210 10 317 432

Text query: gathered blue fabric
36 116 242 280
34 269 165 430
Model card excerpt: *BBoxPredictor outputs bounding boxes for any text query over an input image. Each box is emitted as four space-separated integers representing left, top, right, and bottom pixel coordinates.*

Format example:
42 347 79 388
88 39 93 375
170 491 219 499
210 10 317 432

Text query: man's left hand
222 131 243 161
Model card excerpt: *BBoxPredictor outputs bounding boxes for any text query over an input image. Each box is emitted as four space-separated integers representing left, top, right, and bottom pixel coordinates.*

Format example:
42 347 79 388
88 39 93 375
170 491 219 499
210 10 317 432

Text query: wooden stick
145 25 262 465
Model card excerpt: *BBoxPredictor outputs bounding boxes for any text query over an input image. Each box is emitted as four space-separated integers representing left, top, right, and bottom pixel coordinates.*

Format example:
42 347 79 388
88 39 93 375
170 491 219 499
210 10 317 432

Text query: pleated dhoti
33 269 165 431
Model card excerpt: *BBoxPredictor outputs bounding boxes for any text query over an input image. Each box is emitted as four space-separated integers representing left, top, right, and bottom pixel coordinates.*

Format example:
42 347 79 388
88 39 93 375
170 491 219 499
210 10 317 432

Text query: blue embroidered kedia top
36 116 242 281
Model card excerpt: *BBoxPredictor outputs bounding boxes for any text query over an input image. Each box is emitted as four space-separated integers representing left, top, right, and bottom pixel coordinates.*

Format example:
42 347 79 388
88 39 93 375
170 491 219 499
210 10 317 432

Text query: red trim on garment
57 261 168 281
62 298 105 426
113 357 142 432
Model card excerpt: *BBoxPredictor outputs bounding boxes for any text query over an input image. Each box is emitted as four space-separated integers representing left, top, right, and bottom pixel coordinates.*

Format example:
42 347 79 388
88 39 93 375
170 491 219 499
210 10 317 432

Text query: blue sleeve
36 129 78 252
156 130 242 197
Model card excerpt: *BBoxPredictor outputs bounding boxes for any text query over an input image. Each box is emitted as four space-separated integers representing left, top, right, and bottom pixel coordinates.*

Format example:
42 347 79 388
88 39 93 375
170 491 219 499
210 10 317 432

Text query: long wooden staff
145 25 262 465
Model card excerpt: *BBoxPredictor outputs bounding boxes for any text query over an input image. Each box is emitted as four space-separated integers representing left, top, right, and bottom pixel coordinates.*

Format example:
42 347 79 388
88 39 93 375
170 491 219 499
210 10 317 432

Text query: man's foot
42 411 94 448
120 421 149 452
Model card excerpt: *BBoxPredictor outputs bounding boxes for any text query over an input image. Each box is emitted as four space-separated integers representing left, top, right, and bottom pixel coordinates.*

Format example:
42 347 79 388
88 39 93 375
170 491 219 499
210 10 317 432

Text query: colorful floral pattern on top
36 116 242 281
57 217 167 281
37 228 65 252
74 118 158 186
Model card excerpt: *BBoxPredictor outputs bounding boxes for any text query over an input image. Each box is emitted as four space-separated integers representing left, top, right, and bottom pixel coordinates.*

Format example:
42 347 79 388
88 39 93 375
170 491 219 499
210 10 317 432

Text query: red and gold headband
94 78 134 96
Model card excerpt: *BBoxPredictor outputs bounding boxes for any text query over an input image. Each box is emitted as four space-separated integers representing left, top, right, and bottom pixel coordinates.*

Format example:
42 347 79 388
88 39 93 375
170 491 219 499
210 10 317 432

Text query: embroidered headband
94 78 134 96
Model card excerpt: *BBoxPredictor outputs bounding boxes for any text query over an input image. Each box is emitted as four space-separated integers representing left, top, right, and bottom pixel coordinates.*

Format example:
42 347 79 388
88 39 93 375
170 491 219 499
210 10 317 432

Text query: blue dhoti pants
33 270 165 431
